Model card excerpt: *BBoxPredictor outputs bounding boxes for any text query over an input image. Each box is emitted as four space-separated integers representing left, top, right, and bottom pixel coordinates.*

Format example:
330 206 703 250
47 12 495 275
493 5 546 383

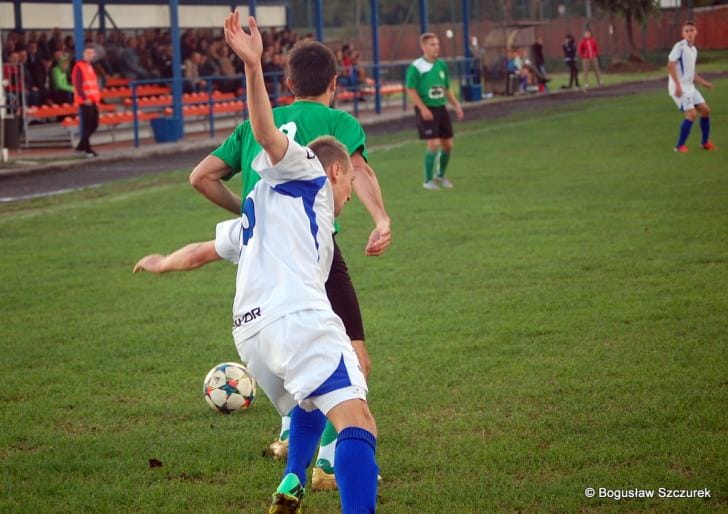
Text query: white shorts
233 309 368 416
670 88 705 111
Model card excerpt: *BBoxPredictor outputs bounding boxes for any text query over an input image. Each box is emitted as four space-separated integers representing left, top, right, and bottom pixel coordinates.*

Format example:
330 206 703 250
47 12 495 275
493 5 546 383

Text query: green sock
315 420 338 473
424 150 436 182
438 151 450 177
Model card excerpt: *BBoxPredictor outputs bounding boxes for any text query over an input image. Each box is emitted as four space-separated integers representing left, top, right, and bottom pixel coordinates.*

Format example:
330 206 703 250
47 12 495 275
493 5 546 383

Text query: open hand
133 254 165 274
223 12 263 67
365 220 391 256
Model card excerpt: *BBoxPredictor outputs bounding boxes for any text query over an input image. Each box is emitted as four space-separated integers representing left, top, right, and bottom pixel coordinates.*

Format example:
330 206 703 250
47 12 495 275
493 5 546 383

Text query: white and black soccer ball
203 362 256 414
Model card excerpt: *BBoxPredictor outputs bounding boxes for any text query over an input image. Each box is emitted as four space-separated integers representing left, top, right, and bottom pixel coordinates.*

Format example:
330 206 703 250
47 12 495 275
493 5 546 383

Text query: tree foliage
592 0 658 52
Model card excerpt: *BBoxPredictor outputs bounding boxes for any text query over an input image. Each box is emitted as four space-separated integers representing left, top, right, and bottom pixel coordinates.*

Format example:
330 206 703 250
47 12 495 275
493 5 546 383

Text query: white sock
316 439 336 471
279 415 291 441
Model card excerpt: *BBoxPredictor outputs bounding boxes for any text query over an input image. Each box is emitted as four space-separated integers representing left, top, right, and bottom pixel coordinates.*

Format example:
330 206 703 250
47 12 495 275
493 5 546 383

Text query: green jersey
212 100 368 200
405 57 450 108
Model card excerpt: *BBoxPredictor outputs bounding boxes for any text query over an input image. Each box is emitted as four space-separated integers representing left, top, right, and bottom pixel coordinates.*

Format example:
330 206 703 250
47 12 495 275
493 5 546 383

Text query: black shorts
325 238 365 342
415 105 454 140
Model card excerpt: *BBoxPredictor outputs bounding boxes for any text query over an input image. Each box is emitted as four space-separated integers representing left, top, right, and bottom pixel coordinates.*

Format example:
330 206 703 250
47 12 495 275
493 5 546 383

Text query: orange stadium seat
122 91 237 108
60 110 160 128
100 85 171 99
27 102 118 120
104 77 130 87
162 100 245 117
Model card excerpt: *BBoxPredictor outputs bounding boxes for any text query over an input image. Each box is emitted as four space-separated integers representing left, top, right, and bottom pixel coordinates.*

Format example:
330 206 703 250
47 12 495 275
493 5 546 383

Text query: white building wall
0 3 285 30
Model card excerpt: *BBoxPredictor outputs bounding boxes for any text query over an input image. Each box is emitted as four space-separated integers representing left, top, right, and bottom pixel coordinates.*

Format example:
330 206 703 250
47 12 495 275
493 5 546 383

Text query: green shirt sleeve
211 122 247 179
405 64 418 90
334 112 368 161
51 66 74 94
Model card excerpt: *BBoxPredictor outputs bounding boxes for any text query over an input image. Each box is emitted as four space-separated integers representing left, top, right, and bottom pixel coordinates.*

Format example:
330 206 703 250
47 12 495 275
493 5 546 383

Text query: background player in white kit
134 16 378 514
667 20 716 153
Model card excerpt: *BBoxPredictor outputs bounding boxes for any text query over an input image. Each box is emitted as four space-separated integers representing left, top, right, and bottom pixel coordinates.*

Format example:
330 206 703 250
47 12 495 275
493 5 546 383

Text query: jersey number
241 197 256 245
279 121 297 141
240 122 296 245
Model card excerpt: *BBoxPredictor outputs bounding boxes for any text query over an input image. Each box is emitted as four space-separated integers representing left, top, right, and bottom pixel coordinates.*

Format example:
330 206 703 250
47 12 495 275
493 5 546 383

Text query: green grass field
1 81 727 513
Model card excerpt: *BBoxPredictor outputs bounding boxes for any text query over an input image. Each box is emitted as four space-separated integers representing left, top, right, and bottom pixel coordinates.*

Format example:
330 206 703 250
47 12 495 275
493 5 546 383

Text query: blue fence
128 57 482 147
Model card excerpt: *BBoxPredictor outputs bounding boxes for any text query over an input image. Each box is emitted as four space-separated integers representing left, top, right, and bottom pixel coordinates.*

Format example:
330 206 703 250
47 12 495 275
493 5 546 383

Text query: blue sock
283 407 326 487
700 117 710 145
335 427 378 514
677 119 693 148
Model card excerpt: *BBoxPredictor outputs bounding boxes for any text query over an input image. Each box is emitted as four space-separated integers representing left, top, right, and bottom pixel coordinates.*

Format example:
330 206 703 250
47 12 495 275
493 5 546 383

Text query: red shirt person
71 46 101 157
577 30 602 87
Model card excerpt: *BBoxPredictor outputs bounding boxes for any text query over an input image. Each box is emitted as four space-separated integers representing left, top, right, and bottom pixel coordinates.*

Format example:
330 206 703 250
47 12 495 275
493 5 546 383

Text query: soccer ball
203 362 256 414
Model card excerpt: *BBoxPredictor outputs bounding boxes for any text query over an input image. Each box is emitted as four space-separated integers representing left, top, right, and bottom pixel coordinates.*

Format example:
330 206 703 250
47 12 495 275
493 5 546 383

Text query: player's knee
426 140 440 152
699 104 711 117
328 399 377 436
441 139 454 152
351 404 377 436
685 110 697 121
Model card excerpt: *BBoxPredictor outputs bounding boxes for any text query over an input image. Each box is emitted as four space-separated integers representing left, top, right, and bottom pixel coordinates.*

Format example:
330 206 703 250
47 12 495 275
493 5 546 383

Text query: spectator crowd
1 26 307 110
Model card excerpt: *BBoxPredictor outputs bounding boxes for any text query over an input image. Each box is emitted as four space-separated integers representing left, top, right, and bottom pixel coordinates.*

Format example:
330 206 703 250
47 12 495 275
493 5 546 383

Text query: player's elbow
189 166 205 190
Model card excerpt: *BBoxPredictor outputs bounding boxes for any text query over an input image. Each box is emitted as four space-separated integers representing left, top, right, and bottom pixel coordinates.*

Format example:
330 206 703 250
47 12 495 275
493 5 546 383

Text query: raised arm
133 241 220 274
224 12 288 163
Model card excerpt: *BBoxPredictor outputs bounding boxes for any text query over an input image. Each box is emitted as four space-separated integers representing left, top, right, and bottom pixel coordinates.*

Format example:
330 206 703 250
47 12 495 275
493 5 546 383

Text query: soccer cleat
702 141 717 151
674 145 689 153
311 464 383 492
269 473 304 514
311 465 338 492
435 176 454 189
268 438 289 460
423 180 439 191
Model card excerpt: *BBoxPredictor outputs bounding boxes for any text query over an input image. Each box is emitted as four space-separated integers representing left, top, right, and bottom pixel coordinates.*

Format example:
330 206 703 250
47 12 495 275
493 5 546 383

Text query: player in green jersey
406 32 464 190
190 10 391 495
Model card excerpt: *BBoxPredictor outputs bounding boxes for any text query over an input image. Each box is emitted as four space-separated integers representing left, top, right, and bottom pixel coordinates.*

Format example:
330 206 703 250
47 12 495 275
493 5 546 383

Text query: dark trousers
567 61 580 88
77 104 99 152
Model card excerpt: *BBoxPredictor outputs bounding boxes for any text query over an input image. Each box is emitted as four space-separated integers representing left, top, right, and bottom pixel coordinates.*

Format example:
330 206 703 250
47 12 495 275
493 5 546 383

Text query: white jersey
214 139 335 341
668 39 697 95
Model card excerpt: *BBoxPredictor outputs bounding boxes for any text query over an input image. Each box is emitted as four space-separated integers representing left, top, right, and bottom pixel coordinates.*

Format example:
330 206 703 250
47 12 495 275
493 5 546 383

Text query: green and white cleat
269 473 304 514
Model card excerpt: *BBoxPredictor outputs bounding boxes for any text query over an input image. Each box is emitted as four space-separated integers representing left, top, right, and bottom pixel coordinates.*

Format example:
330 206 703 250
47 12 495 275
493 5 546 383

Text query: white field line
0 183 183 222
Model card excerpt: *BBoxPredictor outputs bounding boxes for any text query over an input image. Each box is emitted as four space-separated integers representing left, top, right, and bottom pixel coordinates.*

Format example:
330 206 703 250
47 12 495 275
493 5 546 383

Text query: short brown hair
420 32 437 45
287 41 337 97
683 20 696 27
308 136 350 174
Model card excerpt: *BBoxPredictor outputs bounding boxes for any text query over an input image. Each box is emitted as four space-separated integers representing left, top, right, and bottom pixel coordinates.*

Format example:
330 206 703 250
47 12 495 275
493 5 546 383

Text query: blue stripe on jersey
307 355 352 398
273 176 328 254
678 50 684 77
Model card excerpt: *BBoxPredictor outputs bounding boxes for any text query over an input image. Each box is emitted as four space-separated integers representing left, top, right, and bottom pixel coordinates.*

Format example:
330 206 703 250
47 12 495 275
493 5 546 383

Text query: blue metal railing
130 71 294 147
336 56 479 116
126 57 480 146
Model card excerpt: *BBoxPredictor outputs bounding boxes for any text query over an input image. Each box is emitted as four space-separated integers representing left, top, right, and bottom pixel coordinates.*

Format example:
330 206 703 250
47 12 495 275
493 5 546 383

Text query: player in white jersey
667 20 716 153
134 16 379 514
